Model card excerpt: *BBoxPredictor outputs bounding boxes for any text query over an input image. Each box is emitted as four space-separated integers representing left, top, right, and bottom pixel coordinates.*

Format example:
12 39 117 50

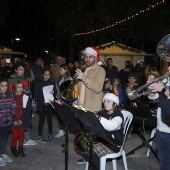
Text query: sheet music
23 94 29 108
43 85 54 103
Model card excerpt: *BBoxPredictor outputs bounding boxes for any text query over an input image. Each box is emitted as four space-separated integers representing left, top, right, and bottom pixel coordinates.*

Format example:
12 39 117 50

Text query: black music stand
125 104 158 161
51 102 83 170
126 123 158 160
71 105 120 170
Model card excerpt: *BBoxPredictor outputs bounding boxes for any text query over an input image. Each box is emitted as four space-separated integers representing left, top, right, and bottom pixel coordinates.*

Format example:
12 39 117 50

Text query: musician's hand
75 69 85 81
149 92 156 96
149 82 164 92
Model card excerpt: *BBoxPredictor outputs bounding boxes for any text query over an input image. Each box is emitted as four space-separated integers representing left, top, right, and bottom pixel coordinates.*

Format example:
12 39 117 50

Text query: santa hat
103 93 119 105
83 46 100 62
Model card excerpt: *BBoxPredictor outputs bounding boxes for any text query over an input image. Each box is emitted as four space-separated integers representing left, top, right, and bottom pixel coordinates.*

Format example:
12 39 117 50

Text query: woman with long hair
55 64 73 138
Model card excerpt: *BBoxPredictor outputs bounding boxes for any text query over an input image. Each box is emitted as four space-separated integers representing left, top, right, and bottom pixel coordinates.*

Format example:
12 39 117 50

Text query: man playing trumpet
148 66 170 170
75 47 106 164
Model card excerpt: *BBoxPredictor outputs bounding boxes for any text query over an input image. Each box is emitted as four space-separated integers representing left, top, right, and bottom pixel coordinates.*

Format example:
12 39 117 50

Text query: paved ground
1 109 159 170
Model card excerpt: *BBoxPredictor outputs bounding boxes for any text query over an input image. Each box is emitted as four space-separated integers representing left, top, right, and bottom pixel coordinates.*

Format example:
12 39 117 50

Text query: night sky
0 0 169 63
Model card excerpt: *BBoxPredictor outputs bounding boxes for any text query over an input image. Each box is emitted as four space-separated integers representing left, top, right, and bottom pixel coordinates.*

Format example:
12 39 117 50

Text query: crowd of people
0 46 169 169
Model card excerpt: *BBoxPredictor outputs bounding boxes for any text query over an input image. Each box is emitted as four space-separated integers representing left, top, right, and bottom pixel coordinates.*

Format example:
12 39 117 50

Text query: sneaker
55 130 65 138
24 139 38 146
1 154 13 163
48 134 53 142
37 136 47 143
77 159 87 164
0 157 7 166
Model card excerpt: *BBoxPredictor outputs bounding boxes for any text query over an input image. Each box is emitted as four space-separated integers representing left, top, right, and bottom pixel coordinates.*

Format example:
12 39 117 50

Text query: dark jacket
32 64 49 86
100 110 124 147
119 69 129 87
105 66 119 80
33 79 57 112
0 66 12 79
21 94 32 129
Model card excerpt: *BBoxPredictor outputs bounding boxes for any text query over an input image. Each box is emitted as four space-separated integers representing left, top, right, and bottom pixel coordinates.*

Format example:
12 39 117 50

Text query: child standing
112 77 123 105
55 64 73 138
11 80 32 157
8 62 37 146
122 73 138 106
8 62 29 92
34 70 57 143
0 79 16 167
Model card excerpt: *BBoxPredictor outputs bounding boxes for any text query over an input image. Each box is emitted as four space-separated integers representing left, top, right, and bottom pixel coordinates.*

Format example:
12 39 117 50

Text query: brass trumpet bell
59 65 88 102
157 34 170 62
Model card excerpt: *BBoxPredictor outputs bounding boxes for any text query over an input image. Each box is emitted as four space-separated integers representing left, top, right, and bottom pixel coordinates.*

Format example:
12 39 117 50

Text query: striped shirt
0 92 16 127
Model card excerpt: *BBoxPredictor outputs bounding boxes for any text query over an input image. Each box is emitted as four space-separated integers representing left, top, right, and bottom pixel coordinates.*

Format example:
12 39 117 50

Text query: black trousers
38 105 53 136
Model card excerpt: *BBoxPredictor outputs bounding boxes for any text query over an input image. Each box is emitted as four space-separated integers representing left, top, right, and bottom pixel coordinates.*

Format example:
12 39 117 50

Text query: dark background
0 0 169 63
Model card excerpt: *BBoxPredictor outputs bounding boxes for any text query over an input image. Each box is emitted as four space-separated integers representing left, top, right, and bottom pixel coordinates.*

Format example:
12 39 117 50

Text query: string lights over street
73 0 165 37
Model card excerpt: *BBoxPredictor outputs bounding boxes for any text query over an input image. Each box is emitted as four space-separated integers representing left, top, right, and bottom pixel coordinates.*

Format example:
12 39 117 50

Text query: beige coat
78 63 106 112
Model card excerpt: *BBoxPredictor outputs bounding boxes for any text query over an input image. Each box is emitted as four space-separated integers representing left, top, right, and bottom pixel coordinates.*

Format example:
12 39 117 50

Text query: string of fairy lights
73 0 165 37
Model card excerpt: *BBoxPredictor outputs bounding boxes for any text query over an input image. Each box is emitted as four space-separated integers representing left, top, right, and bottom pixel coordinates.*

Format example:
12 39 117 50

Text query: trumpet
127 74 169 100
128 34 170 100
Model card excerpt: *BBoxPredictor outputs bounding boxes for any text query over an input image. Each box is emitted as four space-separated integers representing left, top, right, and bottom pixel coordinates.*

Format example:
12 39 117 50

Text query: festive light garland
97 41 143 53
73 0 165 37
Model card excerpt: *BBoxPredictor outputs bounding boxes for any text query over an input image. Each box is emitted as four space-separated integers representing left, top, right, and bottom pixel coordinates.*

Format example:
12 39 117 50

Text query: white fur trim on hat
97 60 103 66
103 93 119 105
83 47 97 58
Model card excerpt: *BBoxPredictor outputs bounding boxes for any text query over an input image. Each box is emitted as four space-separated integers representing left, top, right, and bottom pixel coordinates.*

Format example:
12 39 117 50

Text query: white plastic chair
85 110 133 170
146 128 156 157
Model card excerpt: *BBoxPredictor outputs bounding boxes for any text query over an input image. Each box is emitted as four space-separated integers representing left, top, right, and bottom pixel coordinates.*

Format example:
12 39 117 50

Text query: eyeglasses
83 55 94 59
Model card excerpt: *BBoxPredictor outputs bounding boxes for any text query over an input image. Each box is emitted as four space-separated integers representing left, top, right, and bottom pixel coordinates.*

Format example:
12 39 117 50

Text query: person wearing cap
75 46 106 112
75 47 105 164
91 93 124 169
146 69 170 170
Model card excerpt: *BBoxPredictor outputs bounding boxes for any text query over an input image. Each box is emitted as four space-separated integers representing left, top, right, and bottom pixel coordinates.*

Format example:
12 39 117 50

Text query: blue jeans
24 130 30 141
57 117 64 130
0 126 11 154
156 130 170 170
